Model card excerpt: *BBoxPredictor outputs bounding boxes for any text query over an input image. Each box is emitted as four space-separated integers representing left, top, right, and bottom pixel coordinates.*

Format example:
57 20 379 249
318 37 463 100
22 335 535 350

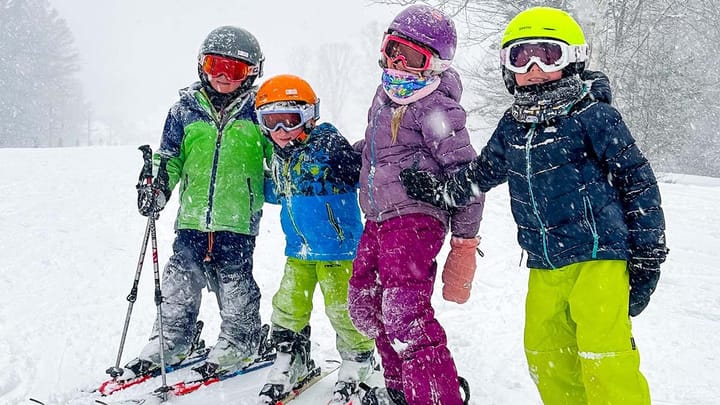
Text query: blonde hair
390 105 408 144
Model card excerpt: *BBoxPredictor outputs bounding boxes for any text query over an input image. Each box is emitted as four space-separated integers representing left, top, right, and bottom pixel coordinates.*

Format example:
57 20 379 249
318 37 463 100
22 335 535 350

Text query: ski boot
189 337 257 379
330 350 377 404
359 386 407 405
110 321 205 382
257 325 315 404
360 376 470 405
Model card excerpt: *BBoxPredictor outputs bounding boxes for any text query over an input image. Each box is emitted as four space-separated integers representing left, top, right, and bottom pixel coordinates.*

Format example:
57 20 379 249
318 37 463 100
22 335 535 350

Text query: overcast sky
49 0 400 143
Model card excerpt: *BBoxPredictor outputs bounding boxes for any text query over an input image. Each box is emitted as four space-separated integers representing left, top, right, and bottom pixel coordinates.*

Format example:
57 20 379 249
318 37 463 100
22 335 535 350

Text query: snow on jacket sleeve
443 119 511 208
417 93 484 238
320 124 362 188
156 105 185 191
583 104 668 262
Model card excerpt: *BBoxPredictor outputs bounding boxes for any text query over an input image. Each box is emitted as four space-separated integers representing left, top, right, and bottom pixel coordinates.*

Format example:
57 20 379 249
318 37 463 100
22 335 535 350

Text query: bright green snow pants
524 260 650 405
271 257 374 358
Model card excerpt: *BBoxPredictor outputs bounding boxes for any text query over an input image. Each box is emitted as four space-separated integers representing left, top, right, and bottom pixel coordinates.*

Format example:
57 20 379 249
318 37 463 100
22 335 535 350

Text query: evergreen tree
0 0 84 147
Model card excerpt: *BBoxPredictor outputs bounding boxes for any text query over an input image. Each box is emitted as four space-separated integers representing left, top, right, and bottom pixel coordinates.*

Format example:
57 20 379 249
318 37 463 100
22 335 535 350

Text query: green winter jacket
156 83 273 234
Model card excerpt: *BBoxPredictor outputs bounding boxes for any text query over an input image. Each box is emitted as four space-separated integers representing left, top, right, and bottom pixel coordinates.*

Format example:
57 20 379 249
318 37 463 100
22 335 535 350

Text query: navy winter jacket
265 123 363 261
447 78 667 269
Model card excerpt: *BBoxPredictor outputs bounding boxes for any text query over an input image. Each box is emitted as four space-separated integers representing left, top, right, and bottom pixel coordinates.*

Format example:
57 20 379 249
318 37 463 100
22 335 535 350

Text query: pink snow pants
348 213 463 405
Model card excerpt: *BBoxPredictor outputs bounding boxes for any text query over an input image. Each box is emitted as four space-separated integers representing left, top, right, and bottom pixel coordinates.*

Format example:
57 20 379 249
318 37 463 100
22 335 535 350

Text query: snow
1 145 718 404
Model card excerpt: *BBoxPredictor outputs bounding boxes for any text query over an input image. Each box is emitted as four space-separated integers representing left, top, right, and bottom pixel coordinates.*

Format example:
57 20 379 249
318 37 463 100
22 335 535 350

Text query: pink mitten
442 236 480 304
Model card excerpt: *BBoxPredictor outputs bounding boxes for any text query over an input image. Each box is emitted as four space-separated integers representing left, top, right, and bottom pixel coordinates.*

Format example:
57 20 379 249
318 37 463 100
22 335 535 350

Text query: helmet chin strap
283 124 312 149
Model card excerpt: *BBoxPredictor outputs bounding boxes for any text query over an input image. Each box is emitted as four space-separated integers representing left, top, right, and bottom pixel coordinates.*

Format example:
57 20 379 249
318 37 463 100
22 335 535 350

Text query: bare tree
371 0 720 175
285 21 386 140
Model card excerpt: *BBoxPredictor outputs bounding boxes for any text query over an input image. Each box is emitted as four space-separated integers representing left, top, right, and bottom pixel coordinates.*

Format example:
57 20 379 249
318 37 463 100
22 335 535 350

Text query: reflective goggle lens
499 39 587 74
201 54 252 82
260 111 304 131
381 35 431 71
510 41 564 69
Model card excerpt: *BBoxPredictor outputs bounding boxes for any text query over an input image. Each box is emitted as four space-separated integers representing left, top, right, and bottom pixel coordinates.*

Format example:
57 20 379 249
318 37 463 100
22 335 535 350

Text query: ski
169 354 276 396
92 354 276 405
97 346 211 396
98 319 208 396
275 360 341 405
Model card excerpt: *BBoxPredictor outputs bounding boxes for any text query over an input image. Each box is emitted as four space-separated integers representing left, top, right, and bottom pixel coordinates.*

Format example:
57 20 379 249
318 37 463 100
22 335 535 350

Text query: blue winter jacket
265 123 363 261
446 76 667 269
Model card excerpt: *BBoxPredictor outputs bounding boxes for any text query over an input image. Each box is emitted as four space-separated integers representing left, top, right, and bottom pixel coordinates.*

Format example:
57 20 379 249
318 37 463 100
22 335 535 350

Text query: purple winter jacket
356 68 484 238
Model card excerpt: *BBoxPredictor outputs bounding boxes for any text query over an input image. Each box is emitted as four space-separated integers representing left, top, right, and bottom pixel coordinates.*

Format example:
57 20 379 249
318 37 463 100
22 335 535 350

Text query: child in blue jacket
401 7 668 405
254 75 375 405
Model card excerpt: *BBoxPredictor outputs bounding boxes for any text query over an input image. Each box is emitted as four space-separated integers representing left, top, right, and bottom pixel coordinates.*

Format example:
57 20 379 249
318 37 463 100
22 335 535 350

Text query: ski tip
28 398 45 405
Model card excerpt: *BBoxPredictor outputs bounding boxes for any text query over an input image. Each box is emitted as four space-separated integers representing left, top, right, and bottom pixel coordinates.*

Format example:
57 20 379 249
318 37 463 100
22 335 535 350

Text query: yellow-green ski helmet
500 7 589 94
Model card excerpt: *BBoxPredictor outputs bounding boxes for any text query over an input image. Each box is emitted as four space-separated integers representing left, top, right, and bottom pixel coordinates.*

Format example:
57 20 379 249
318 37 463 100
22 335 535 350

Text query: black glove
399 167 447 209
628 259 661 317
137 167 171 218
137 183 170 217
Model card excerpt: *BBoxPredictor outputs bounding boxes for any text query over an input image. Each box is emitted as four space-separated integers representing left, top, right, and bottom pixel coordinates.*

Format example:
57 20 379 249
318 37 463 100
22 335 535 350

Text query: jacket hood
435 67 463 102
582 70 612 104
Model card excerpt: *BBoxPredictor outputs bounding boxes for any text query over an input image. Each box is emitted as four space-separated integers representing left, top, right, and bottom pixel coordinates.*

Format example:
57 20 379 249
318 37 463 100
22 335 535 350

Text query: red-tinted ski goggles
200 54 259 82
500 39 589 74
256 103 318 132
380 34 450 72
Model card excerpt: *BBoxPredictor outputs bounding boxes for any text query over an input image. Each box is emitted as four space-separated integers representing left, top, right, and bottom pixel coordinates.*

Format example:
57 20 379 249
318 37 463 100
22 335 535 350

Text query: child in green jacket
127 25 273 380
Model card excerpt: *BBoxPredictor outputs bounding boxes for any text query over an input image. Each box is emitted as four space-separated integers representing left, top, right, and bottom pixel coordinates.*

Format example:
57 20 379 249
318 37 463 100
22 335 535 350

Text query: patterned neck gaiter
381 69 441 105
511 76 587 123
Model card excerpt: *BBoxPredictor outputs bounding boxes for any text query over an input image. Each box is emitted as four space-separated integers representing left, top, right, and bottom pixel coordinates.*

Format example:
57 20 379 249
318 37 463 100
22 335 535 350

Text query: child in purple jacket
349 5 484 405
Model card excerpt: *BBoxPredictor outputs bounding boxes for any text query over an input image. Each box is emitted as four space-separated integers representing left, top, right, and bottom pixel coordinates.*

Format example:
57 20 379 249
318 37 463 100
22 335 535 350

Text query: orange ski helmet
256 74 319 108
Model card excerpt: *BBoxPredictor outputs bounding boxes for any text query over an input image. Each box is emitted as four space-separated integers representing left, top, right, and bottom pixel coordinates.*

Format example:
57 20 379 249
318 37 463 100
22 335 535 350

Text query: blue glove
628 259 661 317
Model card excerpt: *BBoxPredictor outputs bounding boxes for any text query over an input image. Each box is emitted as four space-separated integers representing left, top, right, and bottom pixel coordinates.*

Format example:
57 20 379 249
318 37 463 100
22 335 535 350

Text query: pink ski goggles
381 34 451 72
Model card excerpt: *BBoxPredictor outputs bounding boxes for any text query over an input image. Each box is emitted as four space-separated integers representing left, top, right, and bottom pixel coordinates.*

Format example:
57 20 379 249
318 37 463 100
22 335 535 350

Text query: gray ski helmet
387 5 457 61
199 26 264 78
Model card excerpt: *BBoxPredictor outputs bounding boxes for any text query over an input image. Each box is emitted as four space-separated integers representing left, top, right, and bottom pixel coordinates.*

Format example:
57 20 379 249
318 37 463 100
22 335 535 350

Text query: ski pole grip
138 145 154 183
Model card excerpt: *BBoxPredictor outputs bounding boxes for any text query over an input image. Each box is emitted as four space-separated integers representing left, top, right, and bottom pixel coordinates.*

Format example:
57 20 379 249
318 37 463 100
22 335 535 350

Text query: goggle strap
312 99 320 120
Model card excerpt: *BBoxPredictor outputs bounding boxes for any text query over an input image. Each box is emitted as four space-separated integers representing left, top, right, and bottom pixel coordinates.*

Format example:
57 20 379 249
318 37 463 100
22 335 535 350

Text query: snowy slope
0 146 718 405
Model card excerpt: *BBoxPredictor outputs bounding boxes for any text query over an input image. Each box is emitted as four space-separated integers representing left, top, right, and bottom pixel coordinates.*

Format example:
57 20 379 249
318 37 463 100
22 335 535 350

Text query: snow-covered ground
0 146 717 404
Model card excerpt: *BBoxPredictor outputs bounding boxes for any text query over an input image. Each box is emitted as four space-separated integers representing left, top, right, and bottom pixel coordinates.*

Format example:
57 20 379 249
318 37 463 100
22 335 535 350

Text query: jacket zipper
204 95 251 229
525 124 556 269
326 203 345 242
368 105 386 220
281 158 308 252
582 195 599 259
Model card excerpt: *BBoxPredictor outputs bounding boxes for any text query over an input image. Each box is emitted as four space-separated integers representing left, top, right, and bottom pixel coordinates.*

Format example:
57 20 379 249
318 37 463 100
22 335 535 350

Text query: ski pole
139 146 171 399
105 145 156 378
148 204 170 400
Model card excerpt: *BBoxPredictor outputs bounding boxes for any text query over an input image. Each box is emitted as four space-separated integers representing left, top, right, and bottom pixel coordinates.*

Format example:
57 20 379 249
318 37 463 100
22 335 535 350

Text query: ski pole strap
138 145 154 184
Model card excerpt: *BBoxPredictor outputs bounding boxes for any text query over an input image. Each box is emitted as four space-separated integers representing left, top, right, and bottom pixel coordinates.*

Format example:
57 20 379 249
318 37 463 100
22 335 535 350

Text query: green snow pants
524 260 650 405
271 257 374 358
